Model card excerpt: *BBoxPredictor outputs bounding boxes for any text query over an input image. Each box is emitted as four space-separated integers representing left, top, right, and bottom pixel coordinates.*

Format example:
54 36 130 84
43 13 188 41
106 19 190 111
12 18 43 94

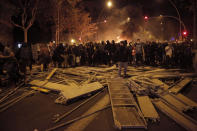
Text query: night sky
12 0 194 43
83 0 192 22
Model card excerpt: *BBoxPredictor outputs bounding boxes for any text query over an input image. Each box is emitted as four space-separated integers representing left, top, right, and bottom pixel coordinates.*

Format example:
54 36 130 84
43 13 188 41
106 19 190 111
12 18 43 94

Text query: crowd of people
41 40 194 70
0 40 195 86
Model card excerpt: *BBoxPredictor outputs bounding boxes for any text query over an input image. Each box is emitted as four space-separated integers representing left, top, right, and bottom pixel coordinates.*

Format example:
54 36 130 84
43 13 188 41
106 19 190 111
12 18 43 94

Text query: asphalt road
0 70 197 131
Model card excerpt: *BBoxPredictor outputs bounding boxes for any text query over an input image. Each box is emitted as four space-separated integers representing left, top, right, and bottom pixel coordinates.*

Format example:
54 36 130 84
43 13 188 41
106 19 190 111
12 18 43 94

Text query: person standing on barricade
39 44 51 71
117 41 129 78
17 43 33 82
135 39 143 66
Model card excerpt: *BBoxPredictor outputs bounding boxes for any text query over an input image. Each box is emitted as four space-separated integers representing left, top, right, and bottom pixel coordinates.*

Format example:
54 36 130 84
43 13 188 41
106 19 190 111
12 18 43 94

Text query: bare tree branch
27 0 38 29
11 19 24 29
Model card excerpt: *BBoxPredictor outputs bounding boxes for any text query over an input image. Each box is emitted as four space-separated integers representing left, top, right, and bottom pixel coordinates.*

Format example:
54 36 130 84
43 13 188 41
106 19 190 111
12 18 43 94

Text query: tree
61 0 97 43
10 0 39 43
64 7 97 43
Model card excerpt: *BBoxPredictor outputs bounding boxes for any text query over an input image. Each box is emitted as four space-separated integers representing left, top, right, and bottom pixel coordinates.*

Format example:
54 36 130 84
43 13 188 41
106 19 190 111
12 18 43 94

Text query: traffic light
182 31 188 37
144 16 148 20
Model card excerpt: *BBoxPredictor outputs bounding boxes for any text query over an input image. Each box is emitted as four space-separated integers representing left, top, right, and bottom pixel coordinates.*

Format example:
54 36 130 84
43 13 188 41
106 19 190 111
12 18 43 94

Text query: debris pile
1 65 197 131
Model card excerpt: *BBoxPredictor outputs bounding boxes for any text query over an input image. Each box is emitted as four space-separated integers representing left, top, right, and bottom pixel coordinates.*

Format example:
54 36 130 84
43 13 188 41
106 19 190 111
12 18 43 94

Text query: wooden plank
137 96 159 120
153 99 197 131
31 79 103 103
176 94 197 108
31 86 50 93
151 79 170 90
58 82 103 103
169 78 192 94
46 68 57 80
29 80 48 87
160 93 191 112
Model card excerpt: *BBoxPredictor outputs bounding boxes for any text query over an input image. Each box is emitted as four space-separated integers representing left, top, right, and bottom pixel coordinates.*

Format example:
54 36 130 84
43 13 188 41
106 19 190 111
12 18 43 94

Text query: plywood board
176 94 197 108
160 93 191 112
153 100 197 131
169 78 192 94
60 82 103 99
151 79 170 90
30 80 103 103
137 96 159 120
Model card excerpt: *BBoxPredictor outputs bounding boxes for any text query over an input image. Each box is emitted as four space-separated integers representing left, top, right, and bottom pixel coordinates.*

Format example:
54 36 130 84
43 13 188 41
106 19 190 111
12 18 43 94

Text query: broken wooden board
128 80 148 95
137 96 159 121
153 99 197 131
108 78 147 129
150 79 170 90
46 68 57 80
29 80 48 87
151 73 197 79
159 92 192 112
30 80 103 104
55 82 103 104
30 80 67 91
176 94 197 108
169 78 192 94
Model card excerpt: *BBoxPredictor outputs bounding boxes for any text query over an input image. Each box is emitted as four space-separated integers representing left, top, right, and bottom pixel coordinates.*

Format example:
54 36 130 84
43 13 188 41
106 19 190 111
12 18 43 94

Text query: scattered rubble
1 65 197 130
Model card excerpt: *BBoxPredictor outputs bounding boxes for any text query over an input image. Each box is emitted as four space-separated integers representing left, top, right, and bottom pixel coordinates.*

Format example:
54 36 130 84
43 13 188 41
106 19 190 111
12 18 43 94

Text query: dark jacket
117 45 129 62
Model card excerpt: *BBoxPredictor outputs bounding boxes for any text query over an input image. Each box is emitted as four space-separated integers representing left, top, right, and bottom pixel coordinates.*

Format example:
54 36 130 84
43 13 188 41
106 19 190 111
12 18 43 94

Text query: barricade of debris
5 65 196 131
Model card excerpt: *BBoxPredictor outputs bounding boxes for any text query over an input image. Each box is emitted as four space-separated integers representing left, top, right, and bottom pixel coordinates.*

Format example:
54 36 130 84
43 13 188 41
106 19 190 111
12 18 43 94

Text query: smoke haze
97 4 178 42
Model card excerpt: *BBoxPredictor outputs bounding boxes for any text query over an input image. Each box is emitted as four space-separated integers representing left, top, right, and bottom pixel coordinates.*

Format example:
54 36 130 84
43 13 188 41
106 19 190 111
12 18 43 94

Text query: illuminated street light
127 17 130 22
107 1 112 8
71 39 75 43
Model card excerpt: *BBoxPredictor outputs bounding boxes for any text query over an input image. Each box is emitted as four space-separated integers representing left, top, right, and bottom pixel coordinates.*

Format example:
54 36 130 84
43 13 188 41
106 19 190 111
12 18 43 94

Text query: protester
18 43 33 76
39 44 51 71
2 44 21 86
117 41 130 77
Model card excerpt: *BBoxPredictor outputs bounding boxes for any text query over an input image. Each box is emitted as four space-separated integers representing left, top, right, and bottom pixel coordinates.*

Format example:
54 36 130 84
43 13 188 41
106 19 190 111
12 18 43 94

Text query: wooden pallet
153 99 197 131
108 78 147 129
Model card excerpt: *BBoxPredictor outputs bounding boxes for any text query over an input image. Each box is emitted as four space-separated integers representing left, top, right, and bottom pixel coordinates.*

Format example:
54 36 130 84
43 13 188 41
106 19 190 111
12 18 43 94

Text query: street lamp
144 15 187 41
156 0 182 40
127 17 130 22
168 0 182 40
71 39 75 44
107 1 112 8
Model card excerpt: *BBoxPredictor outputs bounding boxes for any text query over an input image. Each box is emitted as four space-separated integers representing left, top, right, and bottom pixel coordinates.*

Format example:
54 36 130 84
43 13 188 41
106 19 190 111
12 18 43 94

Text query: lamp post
159 15 186 31
168 0 182 41
145 15 187 41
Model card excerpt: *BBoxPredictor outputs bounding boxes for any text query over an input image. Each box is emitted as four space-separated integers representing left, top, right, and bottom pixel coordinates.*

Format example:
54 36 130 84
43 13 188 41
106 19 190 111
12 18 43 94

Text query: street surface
0 65 197 131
